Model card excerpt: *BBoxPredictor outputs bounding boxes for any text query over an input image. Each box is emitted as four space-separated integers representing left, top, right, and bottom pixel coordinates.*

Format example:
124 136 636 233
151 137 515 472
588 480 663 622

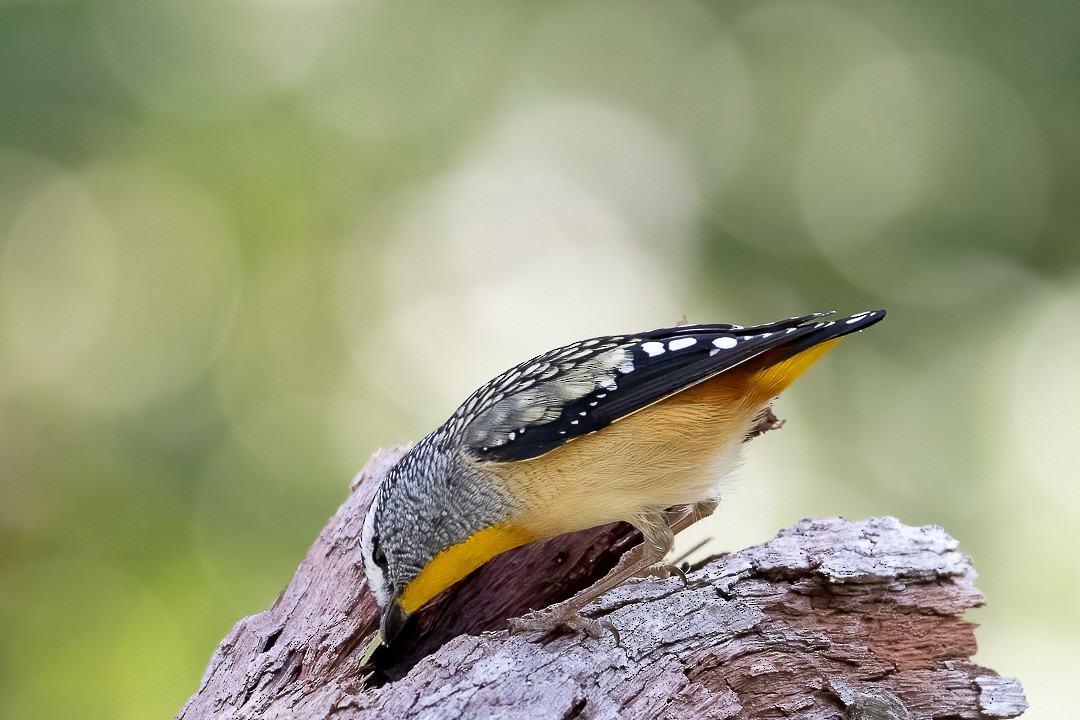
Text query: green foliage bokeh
1 1 1078 717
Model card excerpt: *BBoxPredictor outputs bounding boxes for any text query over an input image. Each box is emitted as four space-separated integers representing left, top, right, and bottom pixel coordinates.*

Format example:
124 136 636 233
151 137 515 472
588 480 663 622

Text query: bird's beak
380 602 409 645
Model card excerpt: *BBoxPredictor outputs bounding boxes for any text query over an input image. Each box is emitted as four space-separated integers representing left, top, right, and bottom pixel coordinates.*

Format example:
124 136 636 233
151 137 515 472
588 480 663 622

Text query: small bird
361 310 885 644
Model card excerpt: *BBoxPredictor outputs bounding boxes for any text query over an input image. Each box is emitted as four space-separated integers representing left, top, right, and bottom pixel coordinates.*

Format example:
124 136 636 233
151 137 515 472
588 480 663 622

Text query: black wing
454 310 884 463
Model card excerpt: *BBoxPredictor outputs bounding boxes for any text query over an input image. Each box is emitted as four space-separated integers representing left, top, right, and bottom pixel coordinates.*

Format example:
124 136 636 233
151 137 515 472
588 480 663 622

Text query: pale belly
494 375 770 539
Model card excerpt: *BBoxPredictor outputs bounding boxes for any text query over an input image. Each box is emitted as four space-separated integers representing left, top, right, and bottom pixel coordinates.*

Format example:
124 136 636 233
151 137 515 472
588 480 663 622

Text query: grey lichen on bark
177 447 1027 720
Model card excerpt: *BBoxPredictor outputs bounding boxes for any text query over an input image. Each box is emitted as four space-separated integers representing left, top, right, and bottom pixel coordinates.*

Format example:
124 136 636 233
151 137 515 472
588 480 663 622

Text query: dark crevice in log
261 627 283 653
367 520 643 685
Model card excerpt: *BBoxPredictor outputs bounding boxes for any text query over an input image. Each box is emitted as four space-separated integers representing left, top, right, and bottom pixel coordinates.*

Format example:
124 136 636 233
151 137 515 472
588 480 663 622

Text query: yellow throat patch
397 523 536 614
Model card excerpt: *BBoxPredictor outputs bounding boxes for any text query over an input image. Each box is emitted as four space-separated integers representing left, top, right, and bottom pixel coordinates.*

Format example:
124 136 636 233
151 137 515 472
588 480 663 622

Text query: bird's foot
634 563 688 585
507 604 620 644
745 405 785 441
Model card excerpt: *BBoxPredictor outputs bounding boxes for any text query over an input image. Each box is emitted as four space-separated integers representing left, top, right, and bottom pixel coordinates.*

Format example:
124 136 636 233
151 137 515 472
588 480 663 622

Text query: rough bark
178 447 1027 720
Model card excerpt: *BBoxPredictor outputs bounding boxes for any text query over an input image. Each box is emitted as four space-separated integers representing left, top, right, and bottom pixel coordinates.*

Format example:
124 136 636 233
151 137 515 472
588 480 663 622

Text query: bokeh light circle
1011 286 1080 514
803 52 1049 306
799 56 928 259
337 102 696 422
510 0 754 195
2 173 118 386
94 0 345 118
303 0 522 141
718 1 904 257
4 159 241 413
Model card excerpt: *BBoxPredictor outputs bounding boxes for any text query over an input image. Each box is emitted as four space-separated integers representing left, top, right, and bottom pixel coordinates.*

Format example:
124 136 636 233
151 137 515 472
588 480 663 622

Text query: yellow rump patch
749 337 841 402
398 523 536 614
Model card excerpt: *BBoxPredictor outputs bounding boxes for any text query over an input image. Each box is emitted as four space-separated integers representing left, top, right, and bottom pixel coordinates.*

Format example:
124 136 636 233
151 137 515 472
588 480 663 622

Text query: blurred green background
1 0 1077 717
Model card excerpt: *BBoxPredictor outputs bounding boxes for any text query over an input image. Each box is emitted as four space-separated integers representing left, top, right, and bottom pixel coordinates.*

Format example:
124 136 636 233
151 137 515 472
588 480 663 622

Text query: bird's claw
507 608 620 645
635 563 689 585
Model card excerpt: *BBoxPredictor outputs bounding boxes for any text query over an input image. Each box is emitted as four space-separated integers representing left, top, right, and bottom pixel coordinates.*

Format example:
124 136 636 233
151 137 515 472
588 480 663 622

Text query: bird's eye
371 539 388 569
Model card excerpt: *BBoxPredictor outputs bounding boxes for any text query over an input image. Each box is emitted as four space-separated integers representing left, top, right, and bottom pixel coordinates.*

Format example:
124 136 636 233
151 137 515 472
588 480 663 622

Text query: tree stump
177 446 1027 719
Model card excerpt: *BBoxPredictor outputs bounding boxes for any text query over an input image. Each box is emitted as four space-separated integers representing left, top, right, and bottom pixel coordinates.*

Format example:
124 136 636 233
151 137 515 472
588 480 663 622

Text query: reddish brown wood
177 447 1027 720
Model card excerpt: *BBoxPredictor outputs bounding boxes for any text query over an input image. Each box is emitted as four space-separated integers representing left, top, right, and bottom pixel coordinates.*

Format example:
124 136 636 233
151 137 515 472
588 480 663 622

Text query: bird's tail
742 309 885 401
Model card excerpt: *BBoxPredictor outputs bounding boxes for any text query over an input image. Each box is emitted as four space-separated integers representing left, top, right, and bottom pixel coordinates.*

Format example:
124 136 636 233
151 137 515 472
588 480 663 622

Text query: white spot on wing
641 341 665 357
713 337 737 349
508 432 516 440
668 337 697 351
617 361 635 374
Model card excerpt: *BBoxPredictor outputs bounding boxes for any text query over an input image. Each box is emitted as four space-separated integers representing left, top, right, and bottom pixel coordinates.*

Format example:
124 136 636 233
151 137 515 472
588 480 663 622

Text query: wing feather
453 310 884 462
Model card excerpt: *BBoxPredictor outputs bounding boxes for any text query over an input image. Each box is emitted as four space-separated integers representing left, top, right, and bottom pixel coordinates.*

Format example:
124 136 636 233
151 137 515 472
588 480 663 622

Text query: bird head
359 441 527 644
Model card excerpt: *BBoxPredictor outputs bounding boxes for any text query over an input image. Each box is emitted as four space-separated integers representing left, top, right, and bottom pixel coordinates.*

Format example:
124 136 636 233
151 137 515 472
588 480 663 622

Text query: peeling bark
177 447 1027 720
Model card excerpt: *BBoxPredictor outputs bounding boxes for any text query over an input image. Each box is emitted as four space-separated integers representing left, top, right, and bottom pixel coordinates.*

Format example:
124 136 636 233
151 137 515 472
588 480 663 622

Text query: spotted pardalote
361 310 885 643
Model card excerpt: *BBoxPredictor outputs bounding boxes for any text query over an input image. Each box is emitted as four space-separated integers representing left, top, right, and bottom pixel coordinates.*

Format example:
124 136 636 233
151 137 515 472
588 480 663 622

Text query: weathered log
177 446 1027 719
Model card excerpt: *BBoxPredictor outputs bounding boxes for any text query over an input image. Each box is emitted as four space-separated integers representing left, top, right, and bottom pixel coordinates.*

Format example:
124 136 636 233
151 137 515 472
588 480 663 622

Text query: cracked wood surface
177 447 1027 720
